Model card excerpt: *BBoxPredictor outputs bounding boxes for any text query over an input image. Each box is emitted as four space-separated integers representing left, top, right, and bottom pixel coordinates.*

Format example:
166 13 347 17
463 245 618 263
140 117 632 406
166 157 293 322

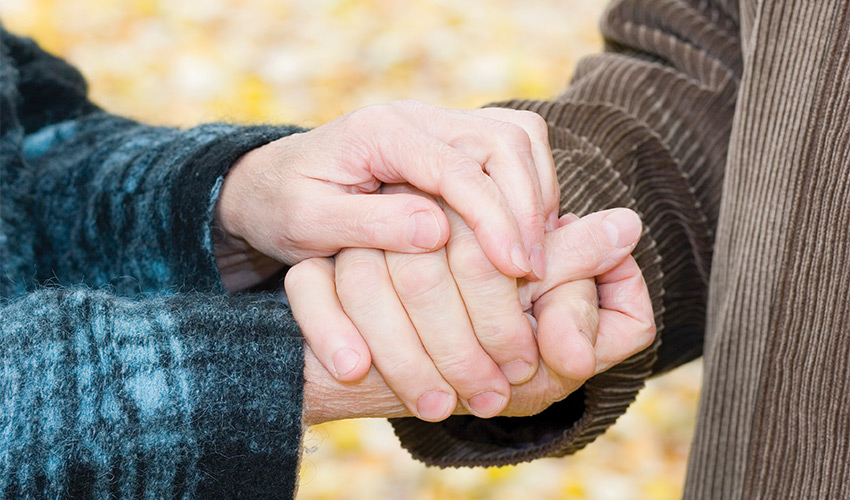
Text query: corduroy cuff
391 99 673 467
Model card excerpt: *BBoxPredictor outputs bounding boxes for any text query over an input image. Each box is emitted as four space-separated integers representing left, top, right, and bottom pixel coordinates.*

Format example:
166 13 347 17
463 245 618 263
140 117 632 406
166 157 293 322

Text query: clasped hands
214 100 656 427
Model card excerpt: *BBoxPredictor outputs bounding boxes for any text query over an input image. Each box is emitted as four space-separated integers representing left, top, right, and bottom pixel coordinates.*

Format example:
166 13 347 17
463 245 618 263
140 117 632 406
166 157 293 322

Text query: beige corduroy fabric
394 0 850 497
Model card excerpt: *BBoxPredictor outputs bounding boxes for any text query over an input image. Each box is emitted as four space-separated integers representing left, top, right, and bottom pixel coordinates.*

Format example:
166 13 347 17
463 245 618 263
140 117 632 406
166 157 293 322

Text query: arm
1 29 309 498
0 289 306 499
2 29 303 294
392 0 742 466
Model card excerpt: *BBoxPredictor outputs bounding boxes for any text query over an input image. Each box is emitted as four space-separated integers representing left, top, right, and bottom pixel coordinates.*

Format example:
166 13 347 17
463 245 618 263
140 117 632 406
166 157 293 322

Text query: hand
215 100 559 291
504 211 656 415
290 206 655 424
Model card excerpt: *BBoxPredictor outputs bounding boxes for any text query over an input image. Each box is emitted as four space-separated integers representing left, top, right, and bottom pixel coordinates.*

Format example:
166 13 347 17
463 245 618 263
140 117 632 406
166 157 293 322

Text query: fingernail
408 211 442 250
559 212 580 227
545 211 559 232
510 242 532 274
467 391 507 417
332 348 361 378
530 244 546 280
602 209 642 248
417 390 454 421
501 359 534 384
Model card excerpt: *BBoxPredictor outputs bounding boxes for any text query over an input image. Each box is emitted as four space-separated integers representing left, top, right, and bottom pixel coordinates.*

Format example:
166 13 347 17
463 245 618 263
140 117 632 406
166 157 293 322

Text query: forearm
1 28 303 294
1 287 305 499
25 112 302 293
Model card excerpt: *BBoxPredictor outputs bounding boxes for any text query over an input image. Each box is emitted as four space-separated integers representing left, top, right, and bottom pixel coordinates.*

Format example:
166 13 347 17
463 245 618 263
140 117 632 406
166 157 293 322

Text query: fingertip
331 346 370 382
500 359 537 385
466 391 508 418
546 211 560 232
509 242 532 276
529 244 546 281
415 389 457 422
558 212 580 227
536 295 597 381
556 332 596 381
601 208 643 249
407 209 447 250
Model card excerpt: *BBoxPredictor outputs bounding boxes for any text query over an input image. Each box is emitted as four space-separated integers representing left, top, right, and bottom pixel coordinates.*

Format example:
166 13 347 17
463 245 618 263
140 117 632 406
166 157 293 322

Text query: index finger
473 107 560 229
371 130 532 277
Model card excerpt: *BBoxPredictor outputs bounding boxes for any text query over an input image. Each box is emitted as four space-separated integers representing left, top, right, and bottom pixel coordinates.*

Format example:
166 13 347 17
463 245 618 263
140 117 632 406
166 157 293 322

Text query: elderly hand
214 100 559 291
289 202 655 425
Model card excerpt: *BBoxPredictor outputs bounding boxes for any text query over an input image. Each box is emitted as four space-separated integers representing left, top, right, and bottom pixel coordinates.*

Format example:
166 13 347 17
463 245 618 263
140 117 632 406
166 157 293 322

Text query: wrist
213 144 292 291
303 347 412 425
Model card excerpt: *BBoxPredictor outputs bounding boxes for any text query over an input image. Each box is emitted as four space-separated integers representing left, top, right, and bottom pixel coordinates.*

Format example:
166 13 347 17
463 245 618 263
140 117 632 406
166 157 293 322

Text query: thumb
521 208 643 304
313 193 450 254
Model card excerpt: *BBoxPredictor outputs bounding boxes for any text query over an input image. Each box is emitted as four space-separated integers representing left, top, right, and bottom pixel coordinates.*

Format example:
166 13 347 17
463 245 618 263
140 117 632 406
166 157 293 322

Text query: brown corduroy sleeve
391 0 743 467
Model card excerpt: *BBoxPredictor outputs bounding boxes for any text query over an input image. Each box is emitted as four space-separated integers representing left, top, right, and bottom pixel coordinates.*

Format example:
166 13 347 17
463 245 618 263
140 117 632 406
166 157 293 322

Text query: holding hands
214 100 656 425
214 100 559 291
287 200 655 425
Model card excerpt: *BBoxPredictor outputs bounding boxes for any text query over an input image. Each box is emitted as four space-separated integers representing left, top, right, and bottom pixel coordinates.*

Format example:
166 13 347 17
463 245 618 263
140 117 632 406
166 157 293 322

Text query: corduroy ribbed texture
392 0 740 470
407 3 850 496
687 1 850 498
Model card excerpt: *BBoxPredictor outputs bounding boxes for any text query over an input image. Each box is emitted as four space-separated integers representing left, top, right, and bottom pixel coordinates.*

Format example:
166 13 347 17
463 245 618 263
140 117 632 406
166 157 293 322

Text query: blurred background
1 0 703 498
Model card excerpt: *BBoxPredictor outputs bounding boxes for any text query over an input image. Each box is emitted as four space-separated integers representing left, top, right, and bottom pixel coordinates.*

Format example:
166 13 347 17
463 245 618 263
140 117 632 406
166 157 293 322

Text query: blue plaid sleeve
1 287 305 499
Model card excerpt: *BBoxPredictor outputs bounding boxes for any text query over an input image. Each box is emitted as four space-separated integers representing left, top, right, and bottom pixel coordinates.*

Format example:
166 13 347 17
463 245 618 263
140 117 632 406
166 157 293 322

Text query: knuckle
442 152 482 179
335 254 384 301
572 297 600 334
388 255 451 301
495 122 532 151
448 239 498 281
477 320 533 353
521 110 549 138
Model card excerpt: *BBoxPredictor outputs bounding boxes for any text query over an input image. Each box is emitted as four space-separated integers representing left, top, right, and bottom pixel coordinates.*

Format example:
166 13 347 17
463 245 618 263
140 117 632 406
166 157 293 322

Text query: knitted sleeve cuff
166 124 306 292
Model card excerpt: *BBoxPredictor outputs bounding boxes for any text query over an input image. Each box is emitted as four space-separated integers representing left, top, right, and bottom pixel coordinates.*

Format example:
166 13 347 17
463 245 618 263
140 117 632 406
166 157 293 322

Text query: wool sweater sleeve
1 30 305 294
2 29 307 498
1 289 305 499
391 0 742 467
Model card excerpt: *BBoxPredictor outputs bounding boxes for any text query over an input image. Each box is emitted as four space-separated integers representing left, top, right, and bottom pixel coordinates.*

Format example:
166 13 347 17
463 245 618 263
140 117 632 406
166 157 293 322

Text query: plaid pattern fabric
1 28 306 498
1 289 305 498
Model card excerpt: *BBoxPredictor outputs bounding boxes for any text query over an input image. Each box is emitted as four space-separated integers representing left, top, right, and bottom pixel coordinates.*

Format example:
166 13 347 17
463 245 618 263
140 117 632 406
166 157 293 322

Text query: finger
306 190 451 254
443 205 539 385
284 258 371 382
334 248 458 422
559 212 580 227
520 208 644 305
372 133 532 276
385 247 511 418
593 256 657 373
349 103 532 277
438 111 547 279
532 278 600 381
474 107 560 231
